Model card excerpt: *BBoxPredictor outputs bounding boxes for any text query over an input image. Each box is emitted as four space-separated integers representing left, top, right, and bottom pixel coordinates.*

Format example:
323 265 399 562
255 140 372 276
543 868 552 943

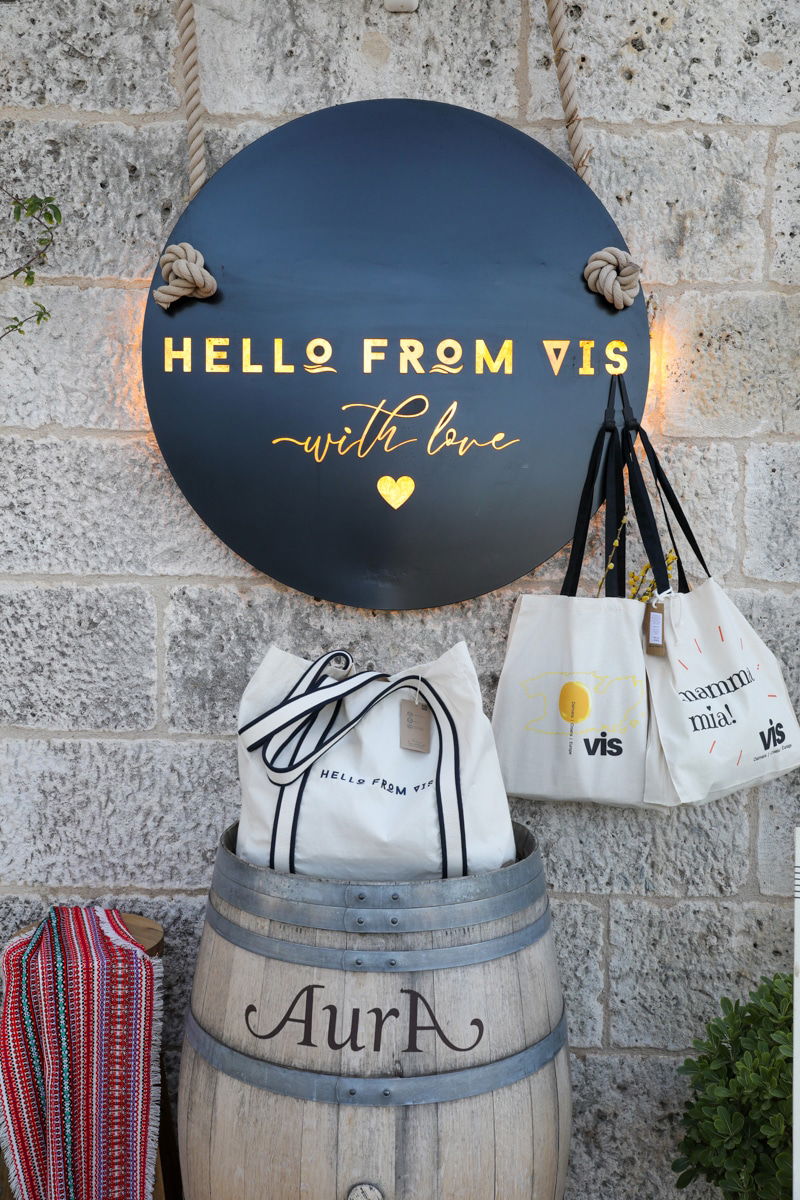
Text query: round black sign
142 99 648 609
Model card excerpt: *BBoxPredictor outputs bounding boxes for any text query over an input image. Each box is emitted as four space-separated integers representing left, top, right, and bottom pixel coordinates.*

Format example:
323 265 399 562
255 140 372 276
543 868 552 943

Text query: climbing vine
1 185 62 341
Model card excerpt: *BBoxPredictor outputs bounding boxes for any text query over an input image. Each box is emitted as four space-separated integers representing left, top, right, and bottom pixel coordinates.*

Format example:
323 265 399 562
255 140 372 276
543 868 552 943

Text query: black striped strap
239 655 469 879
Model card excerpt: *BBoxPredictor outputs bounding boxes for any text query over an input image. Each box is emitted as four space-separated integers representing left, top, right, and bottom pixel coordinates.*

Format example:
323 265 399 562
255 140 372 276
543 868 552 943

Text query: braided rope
152 242 217 309
176 0 207 200
543 0 643 306
583 247 641 309
544 0 592 184
152 1 215 308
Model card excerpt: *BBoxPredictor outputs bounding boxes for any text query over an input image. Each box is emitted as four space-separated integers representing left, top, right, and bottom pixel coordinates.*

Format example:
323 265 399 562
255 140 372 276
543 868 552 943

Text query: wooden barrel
179 823 570 1200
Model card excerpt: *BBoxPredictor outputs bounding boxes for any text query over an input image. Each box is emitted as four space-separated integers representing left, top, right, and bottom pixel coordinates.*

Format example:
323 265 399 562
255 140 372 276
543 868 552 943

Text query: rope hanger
153 0 641 311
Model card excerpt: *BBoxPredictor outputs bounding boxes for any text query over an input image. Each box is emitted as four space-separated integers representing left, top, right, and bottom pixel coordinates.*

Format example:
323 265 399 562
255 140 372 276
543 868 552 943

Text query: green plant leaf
672 972 792 1197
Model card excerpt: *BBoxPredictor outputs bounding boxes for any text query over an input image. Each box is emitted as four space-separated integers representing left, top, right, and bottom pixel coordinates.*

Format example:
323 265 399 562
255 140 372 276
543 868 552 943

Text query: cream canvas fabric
645 579 800 804
236 642 515 880
492 594 653 806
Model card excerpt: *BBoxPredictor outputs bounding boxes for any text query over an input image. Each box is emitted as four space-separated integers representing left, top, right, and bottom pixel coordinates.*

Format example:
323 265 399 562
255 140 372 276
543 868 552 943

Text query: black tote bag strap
603 414 626 595
637 426 711 582
617 377 711 591
621 418 673 595
561 377 626 598
241 652 469 879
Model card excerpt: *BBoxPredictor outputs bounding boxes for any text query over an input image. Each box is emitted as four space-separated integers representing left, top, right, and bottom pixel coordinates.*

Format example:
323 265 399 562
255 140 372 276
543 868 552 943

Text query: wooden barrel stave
179 823 570 1200
179 1044 570 1200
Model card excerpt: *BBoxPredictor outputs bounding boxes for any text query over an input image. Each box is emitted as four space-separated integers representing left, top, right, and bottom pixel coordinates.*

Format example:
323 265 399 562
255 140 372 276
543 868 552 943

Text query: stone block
164 582 527 733
757 773 800 896
655 291 800 438
0 585 156 730
1 287 149 429
0 435 254 576
744 445 800 582
1 0 179 113
525 12 571 122
203 121 280 176
609 899 791 1048
566 1052 717 1200
515 790 750 897
730 588 800 708
550 899 604 1048
195 0 521 118
0 896 50 958
771 134 800 285
0 739 238 890
648 439 739 579
532 0 800 126
0 120 188 280
590 129 768 284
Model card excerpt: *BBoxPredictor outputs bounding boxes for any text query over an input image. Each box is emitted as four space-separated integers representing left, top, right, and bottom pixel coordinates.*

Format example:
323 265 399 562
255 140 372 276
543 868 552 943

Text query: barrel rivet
388 958 397 966
382 1088 391 1096
354 958 363 966
391 892 400 901
348 1088 357 1096
390 917 399 925
357 917 365 925
357 892 367 901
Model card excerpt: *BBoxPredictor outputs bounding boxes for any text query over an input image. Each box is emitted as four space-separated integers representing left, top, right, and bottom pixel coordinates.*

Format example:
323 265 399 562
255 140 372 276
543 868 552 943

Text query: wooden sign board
141 99 649 609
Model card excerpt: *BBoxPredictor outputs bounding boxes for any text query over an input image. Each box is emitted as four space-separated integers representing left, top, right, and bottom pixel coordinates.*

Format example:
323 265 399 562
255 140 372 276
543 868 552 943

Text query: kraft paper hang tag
644 601 667 657
400 698 432 753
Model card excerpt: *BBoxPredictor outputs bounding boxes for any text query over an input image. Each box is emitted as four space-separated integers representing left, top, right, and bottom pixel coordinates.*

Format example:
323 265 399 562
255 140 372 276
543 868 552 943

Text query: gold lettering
343 396 428 456
605 339 628 375
163 337 192 373
363 338 388 373
579 340 595 376
542 339 570 377
475 339 513 375
242 338 263 373
273 396 429 463
427 401 520 456
304 338 336 373
206 337 230 373
274 338 295 374
399 339 426 374
430 339 463 375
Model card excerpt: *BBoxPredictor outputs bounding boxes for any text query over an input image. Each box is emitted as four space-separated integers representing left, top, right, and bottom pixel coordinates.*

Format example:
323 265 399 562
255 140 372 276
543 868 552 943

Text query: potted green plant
672 972 792 1198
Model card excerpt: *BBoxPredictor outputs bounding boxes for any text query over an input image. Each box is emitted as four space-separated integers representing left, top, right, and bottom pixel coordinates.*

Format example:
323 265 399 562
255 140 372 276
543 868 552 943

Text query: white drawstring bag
236 642 516 880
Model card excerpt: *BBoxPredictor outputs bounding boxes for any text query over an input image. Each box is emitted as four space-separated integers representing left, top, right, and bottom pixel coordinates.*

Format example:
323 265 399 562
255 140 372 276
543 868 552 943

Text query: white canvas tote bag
236 642 516 880
492 381 668 807
492 592 652 806
623 408 800 805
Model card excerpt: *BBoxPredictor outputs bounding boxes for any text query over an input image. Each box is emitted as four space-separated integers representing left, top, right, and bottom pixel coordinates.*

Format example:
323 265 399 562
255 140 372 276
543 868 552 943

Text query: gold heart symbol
377 475 415 509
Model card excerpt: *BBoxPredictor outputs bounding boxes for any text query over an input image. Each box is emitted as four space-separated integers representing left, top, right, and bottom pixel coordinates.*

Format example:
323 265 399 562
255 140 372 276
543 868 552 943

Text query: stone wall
1 2 798 1197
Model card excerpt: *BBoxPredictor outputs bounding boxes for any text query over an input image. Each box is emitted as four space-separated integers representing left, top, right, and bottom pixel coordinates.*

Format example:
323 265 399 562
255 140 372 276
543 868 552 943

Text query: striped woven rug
0 907 161 1200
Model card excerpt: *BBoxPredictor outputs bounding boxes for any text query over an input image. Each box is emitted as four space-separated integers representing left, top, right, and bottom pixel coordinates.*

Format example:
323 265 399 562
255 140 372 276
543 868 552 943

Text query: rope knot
152 242 217 310
583 246 641 311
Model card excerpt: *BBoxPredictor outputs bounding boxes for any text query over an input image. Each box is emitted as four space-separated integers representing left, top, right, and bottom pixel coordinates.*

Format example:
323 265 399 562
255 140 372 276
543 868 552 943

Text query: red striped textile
0 907 161 1200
